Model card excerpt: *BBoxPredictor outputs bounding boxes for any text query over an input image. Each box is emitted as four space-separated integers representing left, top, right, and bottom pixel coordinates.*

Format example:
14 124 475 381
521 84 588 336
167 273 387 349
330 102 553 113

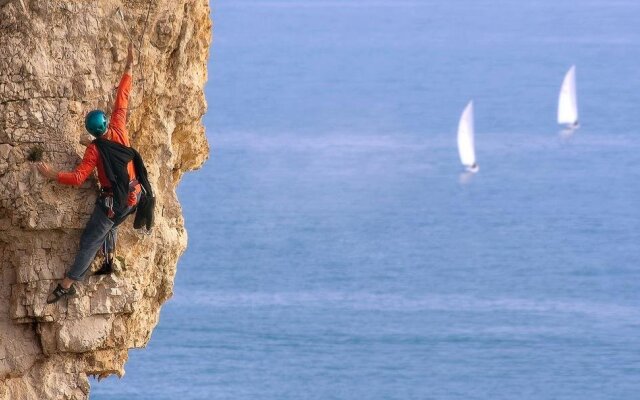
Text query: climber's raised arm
109 42 134 145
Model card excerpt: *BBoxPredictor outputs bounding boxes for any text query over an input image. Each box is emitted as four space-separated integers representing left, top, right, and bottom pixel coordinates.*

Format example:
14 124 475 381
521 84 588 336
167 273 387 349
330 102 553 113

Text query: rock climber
36 43 152 304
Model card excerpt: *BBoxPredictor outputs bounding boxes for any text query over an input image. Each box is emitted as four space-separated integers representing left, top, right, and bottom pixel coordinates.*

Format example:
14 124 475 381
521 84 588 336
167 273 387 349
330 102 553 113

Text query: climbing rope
135 1 154 114
113 1 155 113
115 8 136 47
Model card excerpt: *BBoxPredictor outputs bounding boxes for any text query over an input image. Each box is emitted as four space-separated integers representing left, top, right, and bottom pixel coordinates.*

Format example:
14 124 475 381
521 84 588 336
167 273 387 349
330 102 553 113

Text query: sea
92 1 640 399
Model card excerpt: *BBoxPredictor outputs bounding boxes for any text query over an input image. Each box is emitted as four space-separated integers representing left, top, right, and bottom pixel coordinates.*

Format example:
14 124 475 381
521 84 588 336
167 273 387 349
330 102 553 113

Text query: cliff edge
0 0 211 398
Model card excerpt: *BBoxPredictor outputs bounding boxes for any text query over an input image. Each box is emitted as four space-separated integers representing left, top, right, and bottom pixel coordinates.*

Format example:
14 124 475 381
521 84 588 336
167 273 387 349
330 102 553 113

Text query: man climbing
37 43 149 304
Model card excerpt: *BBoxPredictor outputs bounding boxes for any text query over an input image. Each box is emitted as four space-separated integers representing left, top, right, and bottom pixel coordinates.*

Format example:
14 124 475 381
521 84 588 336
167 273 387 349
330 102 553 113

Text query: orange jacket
57 73 141 207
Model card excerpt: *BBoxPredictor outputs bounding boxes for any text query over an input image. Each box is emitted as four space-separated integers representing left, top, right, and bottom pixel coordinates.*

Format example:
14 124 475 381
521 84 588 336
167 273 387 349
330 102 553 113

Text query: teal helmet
85 110 107 137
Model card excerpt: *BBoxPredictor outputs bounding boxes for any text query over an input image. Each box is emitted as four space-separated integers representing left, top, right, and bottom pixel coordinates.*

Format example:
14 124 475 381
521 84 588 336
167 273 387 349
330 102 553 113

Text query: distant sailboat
558 65 579 129
457 101 479 173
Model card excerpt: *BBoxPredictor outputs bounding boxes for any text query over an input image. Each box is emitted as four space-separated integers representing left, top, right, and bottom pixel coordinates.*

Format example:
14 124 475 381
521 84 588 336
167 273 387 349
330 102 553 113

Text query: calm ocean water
93 1 640 399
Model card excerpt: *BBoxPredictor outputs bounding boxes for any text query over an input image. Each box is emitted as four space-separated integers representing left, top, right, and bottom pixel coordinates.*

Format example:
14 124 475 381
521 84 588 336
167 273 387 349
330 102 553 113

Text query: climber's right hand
126 42 134 66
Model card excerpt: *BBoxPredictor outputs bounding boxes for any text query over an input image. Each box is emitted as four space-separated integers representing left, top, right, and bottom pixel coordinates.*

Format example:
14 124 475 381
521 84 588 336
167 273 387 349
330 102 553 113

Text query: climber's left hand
36 162 59 180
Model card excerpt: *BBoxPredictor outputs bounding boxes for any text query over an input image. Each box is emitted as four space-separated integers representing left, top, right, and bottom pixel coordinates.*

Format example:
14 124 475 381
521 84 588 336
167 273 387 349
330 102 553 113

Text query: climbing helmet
85 110 108 137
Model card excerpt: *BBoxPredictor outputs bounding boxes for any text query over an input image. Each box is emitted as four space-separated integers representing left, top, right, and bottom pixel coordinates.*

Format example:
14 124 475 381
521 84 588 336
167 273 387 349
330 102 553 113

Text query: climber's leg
93 200 135 276
108 228 118 253
94 228 118 276
60 276 75 290
65 205 115 281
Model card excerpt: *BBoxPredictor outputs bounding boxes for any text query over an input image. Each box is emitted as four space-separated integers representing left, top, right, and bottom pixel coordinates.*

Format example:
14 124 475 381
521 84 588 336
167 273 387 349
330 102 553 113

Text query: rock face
0 0 211 398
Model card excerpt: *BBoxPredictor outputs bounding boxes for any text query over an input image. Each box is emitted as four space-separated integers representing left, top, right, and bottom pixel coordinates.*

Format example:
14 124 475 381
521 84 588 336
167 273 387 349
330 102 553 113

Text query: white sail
457 101 477 170
557 65 578 126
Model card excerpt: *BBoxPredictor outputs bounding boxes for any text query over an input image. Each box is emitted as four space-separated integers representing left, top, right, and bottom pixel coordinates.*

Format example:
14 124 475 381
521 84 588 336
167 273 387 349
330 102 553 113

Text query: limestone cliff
0 0 211 398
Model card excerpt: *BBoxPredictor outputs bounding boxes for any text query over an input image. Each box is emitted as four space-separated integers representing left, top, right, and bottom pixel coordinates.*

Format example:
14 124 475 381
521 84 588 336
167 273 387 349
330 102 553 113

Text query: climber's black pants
65 199 135 281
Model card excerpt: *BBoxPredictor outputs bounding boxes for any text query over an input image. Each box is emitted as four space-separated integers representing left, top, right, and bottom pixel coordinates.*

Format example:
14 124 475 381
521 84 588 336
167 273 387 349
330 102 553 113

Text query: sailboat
557 65 579 129
457 101 479 173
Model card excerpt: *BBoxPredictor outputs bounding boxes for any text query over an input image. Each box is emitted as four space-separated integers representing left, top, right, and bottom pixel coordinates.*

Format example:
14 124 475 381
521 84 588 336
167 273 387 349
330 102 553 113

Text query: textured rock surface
0 0 211 398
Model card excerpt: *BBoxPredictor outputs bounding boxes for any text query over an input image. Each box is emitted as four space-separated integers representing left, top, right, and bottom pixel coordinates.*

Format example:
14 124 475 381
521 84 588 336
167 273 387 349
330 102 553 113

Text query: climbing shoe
46 283 76 304
94 258 114 276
